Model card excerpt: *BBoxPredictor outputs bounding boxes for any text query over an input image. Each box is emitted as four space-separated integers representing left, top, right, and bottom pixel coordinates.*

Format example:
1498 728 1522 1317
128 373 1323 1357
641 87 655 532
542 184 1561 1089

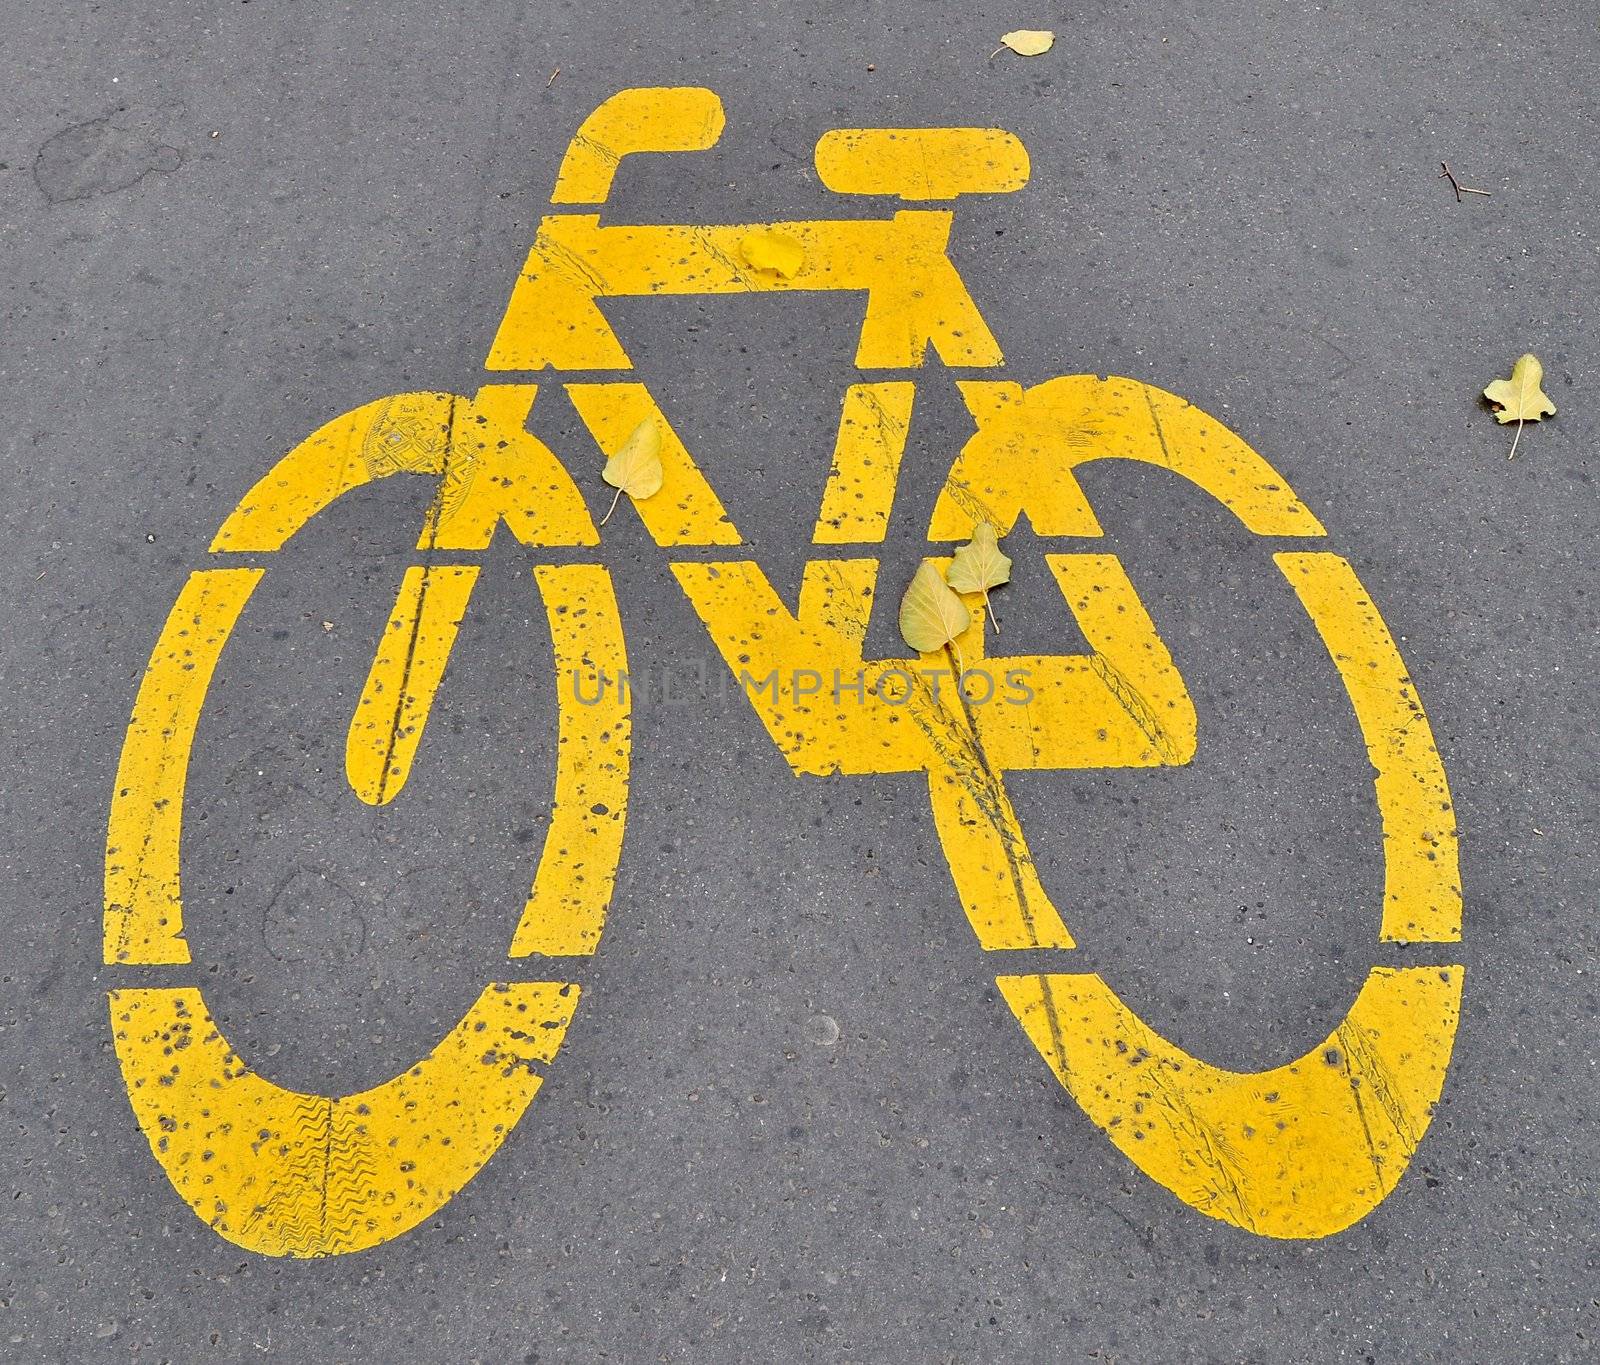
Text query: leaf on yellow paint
900 561 971 660
945 520 1012 631
599 418 663 525
999 29 1055 56
740 229 805 278
1483 353 1556 459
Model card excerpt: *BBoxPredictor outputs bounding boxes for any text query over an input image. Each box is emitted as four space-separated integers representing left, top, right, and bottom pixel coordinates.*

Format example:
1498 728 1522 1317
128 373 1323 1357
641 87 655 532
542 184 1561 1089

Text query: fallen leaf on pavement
1483 353 1556 459
900 561 971 672
998 29 1055 56
945 520 1012 632
740 229 805 278
600 418 663 524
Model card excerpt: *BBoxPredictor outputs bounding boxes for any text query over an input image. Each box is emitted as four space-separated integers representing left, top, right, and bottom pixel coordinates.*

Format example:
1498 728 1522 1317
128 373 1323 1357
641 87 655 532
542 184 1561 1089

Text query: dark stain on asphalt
34 115 182 204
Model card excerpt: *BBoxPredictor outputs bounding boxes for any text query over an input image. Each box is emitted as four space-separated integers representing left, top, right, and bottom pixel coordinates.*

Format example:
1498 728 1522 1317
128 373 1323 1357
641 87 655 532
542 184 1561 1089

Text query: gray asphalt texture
2 2 1597 1361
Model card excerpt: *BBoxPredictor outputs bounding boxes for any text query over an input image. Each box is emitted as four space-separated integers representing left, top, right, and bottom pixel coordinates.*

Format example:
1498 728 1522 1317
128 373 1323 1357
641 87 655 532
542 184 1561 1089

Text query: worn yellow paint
811 383 915 544
551 87 726 205
511 565 632 957
211 388 596 554
486 212 1004 372
567 383 741 546
113 387 635 1255
428 385 599 550
673 553 1193 778
105 567 262 965
925 554 1195 949
998 966 1462 1239
111 88 1468 1253
898 539 1465 1236
345 565 479 806
814 127 1030 199
1277 553 1462 943
211 392 458 552
929 376 1328 539
111 981 578 1257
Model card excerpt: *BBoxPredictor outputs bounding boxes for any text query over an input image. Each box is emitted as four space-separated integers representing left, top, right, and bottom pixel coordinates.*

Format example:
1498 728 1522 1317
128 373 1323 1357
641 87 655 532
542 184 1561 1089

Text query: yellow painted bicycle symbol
105 88 1462 1256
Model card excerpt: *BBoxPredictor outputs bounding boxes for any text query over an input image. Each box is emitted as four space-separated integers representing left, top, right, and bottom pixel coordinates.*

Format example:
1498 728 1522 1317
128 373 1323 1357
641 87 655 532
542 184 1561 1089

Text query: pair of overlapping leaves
898 522 1010 657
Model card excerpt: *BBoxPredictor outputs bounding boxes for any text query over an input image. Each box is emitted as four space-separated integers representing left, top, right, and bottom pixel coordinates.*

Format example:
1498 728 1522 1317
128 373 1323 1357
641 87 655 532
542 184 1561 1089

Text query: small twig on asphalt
546 67 561 88
1439 162 1491 201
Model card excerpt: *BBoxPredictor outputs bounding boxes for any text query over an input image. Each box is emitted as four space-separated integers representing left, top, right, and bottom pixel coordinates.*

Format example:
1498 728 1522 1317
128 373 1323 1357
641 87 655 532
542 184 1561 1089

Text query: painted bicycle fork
106 89 1462 1255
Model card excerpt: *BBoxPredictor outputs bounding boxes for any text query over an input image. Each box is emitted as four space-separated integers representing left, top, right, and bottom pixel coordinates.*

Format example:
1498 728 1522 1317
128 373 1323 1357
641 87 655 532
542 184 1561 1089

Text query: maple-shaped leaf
945 520 1012 632
1484 353 1556 459
599 418 663 524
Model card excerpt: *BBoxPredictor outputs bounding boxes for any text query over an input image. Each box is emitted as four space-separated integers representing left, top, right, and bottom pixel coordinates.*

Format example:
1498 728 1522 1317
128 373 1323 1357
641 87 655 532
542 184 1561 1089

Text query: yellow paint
511 565 632 957
429 386 599 550
902 537 1465 1236
105 568 262 965
998 966 1462 1239
551 87 725 204
486 212 1004 372
925 554 1195 949
111 88 1469 1252
567 383 741 546
1277 553 1461 943
929 376 1328 539
111 981 578 1257
211 388 597 554
811 383 915 544
673 553 1193 778
211 392 457 552
112 382 634 1255
814 128 1030 199
345 565 479 806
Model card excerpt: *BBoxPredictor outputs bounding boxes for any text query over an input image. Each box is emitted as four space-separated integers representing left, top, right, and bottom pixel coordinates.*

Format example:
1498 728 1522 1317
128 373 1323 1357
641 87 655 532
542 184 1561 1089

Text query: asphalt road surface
2 2 1597 1360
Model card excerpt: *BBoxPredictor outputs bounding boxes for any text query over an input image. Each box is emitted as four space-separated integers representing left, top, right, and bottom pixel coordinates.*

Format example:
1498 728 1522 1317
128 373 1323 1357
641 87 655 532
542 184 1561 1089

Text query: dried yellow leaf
740 229 805 278
599 417 663 524
1000 29 1055 56
900 560 971 657
1483 353 1556 459
946 520 1012 631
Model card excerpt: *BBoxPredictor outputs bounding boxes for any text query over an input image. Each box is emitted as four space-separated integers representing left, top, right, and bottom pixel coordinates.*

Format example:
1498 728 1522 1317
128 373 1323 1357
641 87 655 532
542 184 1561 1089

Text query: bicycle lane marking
104 85 1463 1254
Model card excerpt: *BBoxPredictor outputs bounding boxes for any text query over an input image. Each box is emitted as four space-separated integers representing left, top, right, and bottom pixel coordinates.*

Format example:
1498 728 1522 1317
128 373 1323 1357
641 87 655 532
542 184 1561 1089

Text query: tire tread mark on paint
1089 653 1179 763
324 1106 379 1247
907 673 1043 943
1141 383 1175 469
240 1092 331 1255
568 133 619 174
535 233 608 298
1343 1061 1387 1188
934 656 1073 1063
690 227 747 285
373 398 458 806
1140 1055 1259 1235
1335 1015 1420 1170
938 477 995 531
